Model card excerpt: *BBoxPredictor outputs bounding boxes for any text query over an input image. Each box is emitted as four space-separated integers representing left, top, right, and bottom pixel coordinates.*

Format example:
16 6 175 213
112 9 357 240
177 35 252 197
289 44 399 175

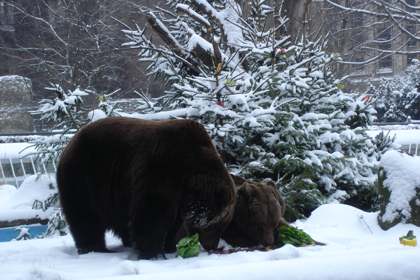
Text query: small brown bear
222 175 287 248
56 117 236 259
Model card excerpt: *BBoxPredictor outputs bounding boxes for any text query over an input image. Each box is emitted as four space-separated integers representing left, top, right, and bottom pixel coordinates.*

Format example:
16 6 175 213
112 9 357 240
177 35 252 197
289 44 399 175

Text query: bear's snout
261 230 275 246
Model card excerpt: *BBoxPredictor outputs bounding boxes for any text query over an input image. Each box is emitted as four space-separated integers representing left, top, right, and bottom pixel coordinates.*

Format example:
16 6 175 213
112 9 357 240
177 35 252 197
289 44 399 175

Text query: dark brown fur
56 117 235 259
222 175 287 247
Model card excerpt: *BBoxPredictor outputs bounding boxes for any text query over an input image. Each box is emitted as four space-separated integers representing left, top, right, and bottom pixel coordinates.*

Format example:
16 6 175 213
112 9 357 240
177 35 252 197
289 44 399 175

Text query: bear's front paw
77 247 113 254
137 251 166 260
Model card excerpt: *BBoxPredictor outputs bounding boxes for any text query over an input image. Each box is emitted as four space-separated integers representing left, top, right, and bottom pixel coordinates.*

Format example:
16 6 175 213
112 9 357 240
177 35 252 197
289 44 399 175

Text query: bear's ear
236 185 246 197
230 174 246 186
263 179 277 189
236 184 252 203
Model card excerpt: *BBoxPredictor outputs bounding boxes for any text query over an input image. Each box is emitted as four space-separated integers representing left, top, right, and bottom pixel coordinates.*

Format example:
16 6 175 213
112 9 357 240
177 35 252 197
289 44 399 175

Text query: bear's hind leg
113 226 131 247
73 227 111 254
59 178 108 254
72 222 109 254
57 138 110 254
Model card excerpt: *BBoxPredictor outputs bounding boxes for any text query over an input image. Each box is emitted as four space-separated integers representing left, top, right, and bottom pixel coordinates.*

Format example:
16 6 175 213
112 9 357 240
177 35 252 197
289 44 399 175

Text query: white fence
0 143 55 187
400 144 420 157
0 157 55 187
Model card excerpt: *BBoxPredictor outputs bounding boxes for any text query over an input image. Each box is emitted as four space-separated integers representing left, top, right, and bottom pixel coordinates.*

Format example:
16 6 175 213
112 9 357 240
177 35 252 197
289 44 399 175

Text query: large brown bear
57 117 235 259
222 175 287 248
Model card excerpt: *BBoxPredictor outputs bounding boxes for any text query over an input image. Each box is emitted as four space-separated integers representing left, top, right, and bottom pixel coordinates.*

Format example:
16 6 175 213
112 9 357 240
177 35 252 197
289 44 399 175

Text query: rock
378 151 420 230
0 75 33 133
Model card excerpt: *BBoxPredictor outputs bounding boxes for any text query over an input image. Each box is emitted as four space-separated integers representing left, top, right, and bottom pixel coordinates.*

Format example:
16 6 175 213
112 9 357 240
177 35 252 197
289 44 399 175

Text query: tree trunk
283 0 312 39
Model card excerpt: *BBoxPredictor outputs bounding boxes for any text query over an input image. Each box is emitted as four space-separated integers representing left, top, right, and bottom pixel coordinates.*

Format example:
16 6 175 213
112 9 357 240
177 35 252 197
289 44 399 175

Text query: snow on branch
176 4 211 28
192 0 244 46
146 12 201 75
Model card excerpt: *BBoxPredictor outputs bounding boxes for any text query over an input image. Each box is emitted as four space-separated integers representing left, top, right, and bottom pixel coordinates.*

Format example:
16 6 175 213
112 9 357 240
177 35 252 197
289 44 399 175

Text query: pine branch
176 4 211 28
181 22 214 66
191 0 226 42
146 12 201 75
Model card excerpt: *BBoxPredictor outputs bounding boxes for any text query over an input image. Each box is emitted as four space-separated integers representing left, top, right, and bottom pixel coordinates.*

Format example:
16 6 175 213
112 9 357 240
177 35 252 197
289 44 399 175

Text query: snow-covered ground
0 142 35 158
367 128 420 145
0 204 419 280
0 175 55 221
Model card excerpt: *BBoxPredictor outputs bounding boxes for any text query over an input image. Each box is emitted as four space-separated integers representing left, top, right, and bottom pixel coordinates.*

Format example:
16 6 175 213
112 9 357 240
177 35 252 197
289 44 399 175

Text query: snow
0 143 35 159
187 32 214 53
0 175 56 210
319 131 341 144
0 204 419 280
149 12 184 52
380 150 420 223
0 75 29 84
120 108 200 120
0 184 16 205
0 175 56 221
194 0 243 45
88 109 107 122
177 4 211 27
367 129 420 145
0 75 17 82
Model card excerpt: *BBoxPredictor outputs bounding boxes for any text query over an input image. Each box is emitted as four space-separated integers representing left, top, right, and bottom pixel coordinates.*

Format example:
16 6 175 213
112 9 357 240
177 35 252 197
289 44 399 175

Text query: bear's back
79 117 212 151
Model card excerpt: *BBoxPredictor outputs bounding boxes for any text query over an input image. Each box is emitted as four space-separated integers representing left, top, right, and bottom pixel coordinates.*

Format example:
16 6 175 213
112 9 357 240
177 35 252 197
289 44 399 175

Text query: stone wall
0 75 33 133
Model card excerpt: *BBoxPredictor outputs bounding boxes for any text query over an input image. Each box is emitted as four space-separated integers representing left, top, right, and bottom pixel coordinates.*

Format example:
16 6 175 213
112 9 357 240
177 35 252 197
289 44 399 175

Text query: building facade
310 0 420 88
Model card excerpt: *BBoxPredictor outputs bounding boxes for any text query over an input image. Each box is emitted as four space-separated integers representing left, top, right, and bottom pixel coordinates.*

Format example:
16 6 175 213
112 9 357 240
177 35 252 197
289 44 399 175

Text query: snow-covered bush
14 227 32 241
125 0 381 219
1 175 56 211
367 59 420 122
26 176 68 237
43 207 68 237
32 84 119 163
378 150 420 230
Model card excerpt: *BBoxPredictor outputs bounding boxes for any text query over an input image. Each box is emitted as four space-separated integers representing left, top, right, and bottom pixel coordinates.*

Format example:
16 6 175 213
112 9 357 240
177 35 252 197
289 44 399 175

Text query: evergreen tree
125 0 381 219
33 84 119 163
368 59 420 122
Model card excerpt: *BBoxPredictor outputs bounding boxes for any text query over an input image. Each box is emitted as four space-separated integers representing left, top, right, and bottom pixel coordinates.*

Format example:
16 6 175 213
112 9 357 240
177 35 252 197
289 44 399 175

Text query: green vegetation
277 225 316 247
176 234 200 258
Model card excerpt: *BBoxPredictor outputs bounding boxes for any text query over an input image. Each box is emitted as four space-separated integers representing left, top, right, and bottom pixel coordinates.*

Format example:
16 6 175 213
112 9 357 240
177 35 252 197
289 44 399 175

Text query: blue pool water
0 224 47 242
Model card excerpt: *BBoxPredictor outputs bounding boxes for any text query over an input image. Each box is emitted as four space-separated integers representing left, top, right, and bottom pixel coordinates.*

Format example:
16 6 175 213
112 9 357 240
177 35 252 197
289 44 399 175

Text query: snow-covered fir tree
367 59 420 122
124 0 382 219
33 84 118 163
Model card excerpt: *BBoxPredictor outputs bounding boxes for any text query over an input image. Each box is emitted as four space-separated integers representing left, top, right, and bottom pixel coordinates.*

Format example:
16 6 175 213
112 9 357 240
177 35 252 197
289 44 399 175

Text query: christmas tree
124 0 382 219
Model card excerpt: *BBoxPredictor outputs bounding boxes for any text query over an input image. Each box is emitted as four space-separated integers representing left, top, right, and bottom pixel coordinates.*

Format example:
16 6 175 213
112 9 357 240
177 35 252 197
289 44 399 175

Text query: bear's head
223 176 287 248
182 164 236 251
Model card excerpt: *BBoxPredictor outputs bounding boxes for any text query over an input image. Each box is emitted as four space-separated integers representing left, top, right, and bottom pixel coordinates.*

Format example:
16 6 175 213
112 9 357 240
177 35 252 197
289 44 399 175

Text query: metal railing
372 119 420 126
400 144 420 157
0 155 56 187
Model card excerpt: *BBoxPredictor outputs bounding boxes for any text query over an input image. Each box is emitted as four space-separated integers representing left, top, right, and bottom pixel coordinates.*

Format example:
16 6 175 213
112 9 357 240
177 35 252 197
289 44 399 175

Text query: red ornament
216 100 225 107
275 48 288 55
361 95 372 103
